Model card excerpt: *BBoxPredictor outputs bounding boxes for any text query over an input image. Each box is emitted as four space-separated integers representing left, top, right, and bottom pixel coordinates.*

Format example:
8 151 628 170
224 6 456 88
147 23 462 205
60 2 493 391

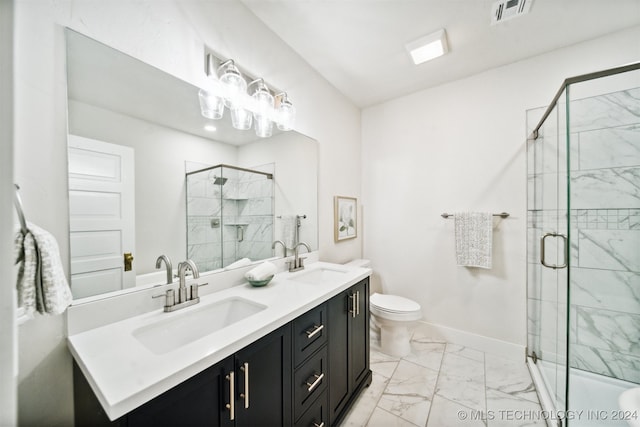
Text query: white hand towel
14 222 73 317
454 212 493 269
245 261 277 281
281 215 297 249
225 257 252 270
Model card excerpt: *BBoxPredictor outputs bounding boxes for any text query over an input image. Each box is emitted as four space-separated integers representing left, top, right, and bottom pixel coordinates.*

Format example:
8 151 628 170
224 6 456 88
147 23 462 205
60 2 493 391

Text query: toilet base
380 325 412 357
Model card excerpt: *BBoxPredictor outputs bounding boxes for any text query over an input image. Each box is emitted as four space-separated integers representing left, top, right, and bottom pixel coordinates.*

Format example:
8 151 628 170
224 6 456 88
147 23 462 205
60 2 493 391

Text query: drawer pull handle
240 362 249 409
225 372 235 421
306 372 324 393
356 290 360 316
313 423 325 427
305 324 324 339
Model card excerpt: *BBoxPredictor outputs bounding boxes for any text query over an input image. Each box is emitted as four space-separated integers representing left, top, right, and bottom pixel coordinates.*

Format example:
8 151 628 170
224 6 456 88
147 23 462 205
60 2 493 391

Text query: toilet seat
370 293 422 321
370 293 421 313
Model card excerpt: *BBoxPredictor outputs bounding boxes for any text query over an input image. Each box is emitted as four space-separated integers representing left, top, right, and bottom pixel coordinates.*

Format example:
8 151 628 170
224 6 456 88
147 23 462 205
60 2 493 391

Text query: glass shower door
527 90 570 415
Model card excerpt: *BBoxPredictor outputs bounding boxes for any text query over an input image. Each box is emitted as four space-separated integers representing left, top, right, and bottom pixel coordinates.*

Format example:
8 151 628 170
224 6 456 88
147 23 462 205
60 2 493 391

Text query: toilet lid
370 293 421 313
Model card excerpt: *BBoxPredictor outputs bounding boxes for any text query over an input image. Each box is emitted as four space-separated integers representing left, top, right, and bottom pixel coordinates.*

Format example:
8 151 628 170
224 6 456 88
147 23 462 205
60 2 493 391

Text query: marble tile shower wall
527 87 640 384
186 167 274 272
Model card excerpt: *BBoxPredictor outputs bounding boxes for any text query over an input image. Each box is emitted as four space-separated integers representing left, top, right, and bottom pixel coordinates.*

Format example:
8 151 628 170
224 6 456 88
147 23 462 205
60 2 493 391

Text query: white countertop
67 261 371 420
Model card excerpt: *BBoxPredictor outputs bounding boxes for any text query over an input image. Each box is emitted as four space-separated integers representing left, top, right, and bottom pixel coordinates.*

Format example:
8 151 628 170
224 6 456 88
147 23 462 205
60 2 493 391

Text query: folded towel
245 261 277 281
225 257 252 270
454 212 493 269
14 222 73 316
281 215 297 249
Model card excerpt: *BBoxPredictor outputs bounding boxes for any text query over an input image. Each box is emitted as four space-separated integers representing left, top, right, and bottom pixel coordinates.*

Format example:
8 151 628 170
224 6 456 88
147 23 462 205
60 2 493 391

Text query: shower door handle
540 232 567 269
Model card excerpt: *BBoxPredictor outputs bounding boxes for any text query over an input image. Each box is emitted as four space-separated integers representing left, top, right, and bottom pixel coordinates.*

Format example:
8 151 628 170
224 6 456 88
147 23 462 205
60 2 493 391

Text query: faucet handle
190 282 208 300
152 289 176 309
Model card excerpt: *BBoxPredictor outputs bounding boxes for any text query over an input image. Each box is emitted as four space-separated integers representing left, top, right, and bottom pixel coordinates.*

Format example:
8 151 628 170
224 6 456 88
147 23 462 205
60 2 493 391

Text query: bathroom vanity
69 262 371 427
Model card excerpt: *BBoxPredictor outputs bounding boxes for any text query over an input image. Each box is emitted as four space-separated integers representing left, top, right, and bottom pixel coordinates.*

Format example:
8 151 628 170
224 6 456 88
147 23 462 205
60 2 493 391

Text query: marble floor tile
341 372 390 427
349 337 544 427
377 360 439 427
486 388 546 427
365 407 421 427
446 343 486 362
485 354 539 403
435 352 486 411
427 394 487 427
370 348 401 378
403 341 446 372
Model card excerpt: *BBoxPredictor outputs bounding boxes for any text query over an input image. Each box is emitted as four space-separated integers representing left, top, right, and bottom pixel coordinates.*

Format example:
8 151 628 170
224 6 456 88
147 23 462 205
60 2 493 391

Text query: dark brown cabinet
233 324 292 427
328 278 371 425
74 276 371 427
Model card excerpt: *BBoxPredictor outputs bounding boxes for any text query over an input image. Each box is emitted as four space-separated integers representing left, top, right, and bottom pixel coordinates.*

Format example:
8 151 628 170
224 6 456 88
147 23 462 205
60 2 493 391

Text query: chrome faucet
155 255 173 284
272 240 287 257
178 260 200 303
288 242 311 272
153 259 206 312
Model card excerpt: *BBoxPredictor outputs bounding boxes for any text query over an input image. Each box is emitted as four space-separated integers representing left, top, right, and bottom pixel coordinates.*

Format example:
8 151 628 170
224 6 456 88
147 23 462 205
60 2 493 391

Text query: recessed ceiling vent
491 0 533 25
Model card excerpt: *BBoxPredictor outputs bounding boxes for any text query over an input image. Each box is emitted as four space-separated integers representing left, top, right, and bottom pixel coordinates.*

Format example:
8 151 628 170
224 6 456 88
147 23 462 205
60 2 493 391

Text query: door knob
124 252 134 271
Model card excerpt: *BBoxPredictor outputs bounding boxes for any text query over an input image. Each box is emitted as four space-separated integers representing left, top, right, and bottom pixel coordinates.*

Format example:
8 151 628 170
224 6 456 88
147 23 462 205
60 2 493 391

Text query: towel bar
441 212 509 219
14 184 28 234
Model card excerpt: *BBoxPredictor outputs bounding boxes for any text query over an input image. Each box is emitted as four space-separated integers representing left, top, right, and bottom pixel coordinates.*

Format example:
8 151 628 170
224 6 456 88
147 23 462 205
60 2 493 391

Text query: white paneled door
68 135 135 298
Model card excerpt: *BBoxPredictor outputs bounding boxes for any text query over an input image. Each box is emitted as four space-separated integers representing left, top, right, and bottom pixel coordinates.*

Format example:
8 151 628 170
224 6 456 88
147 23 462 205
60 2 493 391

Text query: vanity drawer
294 345 328 420
293 302 327 367
296 389 328 427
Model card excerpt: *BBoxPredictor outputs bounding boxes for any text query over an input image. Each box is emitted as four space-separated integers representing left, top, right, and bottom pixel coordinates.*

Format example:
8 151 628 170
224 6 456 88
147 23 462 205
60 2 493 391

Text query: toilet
344 259 422 358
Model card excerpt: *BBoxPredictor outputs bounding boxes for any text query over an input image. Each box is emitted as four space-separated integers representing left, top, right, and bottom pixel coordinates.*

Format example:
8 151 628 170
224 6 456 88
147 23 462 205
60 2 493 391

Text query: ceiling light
204 124 217 132
405 29 448 65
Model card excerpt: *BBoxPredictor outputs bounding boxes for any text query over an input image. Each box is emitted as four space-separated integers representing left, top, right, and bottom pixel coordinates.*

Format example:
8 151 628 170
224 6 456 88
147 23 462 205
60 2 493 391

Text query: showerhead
213 176 228 185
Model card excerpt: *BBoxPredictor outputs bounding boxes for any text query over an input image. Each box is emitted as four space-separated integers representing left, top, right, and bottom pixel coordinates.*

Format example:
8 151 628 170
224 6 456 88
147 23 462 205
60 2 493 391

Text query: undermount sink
133 297 266 355
619 387 640 427
293 267 348 284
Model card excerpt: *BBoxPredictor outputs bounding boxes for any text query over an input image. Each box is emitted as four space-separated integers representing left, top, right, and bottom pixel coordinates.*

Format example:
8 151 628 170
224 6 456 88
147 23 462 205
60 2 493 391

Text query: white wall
13 0 361 425
362 25 640 355
1 0 17 425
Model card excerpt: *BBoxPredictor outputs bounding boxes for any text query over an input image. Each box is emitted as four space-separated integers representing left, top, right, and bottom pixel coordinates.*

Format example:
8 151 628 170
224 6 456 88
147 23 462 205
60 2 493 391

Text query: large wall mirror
65 29 318 300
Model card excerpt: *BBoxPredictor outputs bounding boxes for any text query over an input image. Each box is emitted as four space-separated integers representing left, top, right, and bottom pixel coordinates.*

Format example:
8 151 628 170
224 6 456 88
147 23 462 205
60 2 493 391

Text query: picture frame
334 196 357 242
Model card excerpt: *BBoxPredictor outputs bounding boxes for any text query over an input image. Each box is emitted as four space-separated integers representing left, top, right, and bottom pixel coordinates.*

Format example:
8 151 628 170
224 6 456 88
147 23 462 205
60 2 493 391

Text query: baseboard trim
414 321 525 361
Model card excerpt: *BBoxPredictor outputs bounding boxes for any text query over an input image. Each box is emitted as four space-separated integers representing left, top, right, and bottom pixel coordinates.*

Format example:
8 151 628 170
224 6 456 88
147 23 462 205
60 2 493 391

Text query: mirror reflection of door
67 134 135 298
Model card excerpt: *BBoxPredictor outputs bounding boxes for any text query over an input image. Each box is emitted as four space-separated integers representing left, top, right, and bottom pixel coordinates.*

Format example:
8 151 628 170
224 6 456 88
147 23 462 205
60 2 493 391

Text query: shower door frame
527 61 640 427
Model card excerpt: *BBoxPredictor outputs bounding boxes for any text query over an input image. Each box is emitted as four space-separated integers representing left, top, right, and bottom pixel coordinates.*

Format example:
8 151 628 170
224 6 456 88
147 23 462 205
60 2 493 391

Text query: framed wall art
334 196 357 242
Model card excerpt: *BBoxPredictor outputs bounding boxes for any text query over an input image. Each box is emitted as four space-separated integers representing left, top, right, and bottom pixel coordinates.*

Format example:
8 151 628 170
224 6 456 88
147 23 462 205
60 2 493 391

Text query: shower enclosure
185 164 274 272
526 62 639 427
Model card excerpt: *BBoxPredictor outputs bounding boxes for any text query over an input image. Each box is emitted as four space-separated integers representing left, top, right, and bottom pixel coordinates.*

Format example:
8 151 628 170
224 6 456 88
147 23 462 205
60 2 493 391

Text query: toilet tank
344 259 380 294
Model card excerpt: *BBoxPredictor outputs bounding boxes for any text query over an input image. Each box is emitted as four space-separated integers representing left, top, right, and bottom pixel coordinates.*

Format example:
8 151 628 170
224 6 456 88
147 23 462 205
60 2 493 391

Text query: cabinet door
127 356 234 427
327 278 371 425
350 278 370 388
327 288 350 422
234 324 292 427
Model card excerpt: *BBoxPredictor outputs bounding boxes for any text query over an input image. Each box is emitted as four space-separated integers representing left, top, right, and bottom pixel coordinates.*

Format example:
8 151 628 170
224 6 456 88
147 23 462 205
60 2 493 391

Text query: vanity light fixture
198 52 296 136
405 29 449 65
218 59 247 108
250 78 275 138
275 92 296 131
